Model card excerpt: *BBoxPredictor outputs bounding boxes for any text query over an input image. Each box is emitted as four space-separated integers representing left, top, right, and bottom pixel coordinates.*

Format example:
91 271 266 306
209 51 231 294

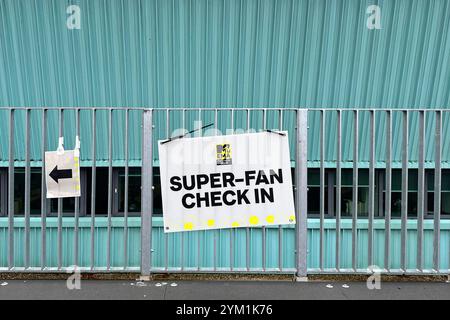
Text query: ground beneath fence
0 279 449 300
0 273 448 282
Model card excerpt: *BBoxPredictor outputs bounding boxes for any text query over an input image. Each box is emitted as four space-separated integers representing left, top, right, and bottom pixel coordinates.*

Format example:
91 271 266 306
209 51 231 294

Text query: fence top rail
0 107 449 112
0 107 148 111
307 108 450 112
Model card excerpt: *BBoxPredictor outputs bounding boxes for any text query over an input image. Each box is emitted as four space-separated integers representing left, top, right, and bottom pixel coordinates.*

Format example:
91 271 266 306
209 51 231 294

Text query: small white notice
45 150 81 199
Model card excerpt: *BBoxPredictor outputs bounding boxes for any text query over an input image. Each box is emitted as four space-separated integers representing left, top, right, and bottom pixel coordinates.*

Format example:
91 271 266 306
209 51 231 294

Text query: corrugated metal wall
1 0 450 164
1 218 449 271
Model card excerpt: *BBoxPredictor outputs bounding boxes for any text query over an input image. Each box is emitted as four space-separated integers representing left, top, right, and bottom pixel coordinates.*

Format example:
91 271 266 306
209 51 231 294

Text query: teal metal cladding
1 218 449 271
1 1 450 274
0 0 450 164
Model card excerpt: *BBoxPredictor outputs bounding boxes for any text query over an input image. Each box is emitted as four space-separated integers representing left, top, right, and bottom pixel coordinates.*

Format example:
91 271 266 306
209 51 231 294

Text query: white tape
57 137 64 155
74 135 80 157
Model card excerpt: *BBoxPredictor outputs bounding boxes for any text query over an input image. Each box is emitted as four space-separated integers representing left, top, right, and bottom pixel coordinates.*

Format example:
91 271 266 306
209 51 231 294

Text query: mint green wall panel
0 218 142 269
306 219 450 271
1 218 449 272
1 0 450 165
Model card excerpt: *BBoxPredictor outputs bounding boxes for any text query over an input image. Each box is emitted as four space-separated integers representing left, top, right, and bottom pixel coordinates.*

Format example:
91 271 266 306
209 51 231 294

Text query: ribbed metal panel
1 0 450 164
1 217 449 272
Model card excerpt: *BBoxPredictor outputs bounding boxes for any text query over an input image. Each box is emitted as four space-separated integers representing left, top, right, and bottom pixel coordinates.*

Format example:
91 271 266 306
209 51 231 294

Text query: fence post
141 109 153 278
295 109 308 280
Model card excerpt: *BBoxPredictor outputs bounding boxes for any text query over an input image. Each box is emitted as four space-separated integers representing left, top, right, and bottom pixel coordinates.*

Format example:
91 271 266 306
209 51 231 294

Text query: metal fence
0 107 147 272
307 109 449 274
146 108 306 276
0 107 448 276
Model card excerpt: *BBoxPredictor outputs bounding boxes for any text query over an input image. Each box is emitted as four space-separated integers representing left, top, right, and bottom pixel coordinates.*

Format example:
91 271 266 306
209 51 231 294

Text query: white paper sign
45 150 81 198
158 131 296 233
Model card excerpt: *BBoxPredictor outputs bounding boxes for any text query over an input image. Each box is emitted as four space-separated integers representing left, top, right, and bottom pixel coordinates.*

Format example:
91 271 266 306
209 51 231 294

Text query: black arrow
49 166 73 183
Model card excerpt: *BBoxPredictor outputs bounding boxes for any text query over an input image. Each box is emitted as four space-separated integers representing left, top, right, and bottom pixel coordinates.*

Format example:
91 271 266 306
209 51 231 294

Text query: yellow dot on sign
249 216 259 225
289 215 296 223
266 215 275 223
207 219 215 227
231 222 239 227
184 222 193 230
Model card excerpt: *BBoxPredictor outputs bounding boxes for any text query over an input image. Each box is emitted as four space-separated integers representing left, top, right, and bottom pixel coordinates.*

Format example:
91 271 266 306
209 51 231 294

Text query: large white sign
158 131 296 233
45 150 81 199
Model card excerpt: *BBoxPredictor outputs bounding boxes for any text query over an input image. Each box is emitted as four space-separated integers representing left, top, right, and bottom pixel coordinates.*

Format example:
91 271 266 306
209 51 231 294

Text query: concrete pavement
0 280 449 300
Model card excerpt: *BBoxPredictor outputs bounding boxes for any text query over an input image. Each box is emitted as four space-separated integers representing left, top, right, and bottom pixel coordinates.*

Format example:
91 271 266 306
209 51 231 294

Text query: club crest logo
216 144 232 165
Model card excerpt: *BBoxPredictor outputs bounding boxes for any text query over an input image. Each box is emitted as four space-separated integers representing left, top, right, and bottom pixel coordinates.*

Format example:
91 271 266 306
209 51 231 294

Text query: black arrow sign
49 166 73 183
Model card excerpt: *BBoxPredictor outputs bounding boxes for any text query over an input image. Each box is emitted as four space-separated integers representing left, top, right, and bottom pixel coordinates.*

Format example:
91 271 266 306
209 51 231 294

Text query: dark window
307 186 328 215
117 168 142 214
307 169 329 216
10 168 87 217
426 170 450 217
50 198 76 215
389 192 417 217
334 169 370 217
443 193 450 216
13 168 42 216
153 168 163 215
115 167 163 216
339 187 370 217
383 169 418 218
0 169 6 216
306 169 372 218
85 167 110 216
3 166 448 220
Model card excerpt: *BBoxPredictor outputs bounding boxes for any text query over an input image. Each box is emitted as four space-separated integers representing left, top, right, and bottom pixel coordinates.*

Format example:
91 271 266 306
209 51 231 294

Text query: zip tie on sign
160 123 215 145
57 137 65 155
74 135 80 157
264 129 286 136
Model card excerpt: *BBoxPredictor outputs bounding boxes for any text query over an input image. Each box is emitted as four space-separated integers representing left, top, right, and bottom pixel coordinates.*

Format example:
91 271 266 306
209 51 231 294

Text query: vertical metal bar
124 109 129 269
57 108 63 270
74 108 80 268
352 110 358 271
433 110 441 272
24 109 31 269
196 108 203 270
368 110 375 268
378 172 384 217
90 108 96 270
246 109 250 271
8 109 14 270
0 174 5 226
230 109 234 271
319 110 325 271
336 110 341 271
166 109 170 138
384 110 392 271
262 109 266 271
401 110 408 272
328 173 335 217
171 109 183 271
165 110 174 270
417 111 425 271
182 108 186 132
141 109 153 276
41 109 47 270
180 109 186 271
278 109 283 271
295 109 308 278
213 109 217 272
107 109 113 270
